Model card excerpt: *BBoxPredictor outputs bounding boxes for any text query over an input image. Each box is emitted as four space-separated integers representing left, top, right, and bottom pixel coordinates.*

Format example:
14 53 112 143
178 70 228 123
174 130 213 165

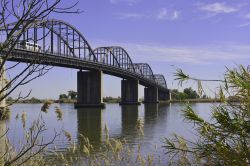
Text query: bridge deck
3 49 168 91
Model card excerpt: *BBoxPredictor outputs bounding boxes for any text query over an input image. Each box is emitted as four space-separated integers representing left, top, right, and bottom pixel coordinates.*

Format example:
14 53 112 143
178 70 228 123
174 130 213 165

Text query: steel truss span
0 19 168 90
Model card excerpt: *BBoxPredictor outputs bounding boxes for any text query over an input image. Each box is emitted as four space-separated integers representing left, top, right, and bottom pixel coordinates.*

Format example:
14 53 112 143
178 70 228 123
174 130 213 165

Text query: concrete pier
144 87 159 103
75 70 105 108
120 79 140 105
158 89 170 101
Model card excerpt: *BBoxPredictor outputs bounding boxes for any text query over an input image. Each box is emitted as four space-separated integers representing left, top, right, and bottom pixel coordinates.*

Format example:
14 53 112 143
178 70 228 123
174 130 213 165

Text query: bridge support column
75 70 105 108
144 87 159 103
120 79 140 105
158 89 170 101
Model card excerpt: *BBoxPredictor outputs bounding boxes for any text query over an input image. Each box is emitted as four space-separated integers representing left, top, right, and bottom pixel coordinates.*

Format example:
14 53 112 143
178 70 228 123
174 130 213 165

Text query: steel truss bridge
0 19 168 92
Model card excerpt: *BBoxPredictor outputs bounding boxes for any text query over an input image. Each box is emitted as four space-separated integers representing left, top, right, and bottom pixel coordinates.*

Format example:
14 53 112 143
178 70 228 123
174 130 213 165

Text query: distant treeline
7 97 45 104
103 96 121 103
170 87 240 102
7 87 239 104
171 87 206 100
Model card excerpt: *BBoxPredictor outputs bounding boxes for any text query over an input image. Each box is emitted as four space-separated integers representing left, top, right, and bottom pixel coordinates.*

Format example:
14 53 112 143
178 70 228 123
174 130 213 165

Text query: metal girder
93 47 120 67
0 19 168 90
154 74 167 88
134 63 155 82
93 46 135 73
0 19 96 61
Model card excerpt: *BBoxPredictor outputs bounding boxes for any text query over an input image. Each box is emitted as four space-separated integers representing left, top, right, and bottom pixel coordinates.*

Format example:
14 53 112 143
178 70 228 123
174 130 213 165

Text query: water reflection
6 103 213 162
144 104 158 125
77 108 103 147
121 105 139 137
158 103 170 116
143 104 159 141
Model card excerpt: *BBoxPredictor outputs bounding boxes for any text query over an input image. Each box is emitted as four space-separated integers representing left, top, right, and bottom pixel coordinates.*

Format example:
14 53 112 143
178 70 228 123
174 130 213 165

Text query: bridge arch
2 19 97 61
133 63 155 82
94 46 136 73
154 74 167 88
1 19 168 90
93 47 120 67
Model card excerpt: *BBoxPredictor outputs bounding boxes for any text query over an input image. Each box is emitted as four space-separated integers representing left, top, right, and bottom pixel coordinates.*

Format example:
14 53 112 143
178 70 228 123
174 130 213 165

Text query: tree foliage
183 87 199 99
68 90 77 100
164 65 250 165
59 94 68 100
171 87 200 100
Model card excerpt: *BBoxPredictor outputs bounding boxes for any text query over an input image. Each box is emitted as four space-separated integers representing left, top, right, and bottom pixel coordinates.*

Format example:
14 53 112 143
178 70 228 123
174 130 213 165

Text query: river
2 103 215 164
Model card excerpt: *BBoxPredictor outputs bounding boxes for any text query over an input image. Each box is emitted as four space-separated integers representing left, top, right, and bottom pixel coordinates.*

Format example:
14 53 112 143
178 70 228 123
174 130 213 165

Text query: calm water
2 103 214 163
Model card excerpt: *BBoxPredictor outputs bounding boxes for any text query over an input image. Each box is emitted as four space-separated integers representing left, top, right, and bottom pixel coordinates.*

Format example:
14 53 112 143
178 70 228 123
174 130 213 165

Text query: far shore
160 98 223 103
6 98 236 104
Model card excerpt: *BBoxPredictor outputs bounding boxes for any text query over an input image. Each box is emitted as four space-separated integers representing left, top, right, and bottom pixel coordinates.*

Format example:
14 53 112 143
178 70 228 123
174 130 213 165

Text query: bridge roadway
7 49 167 91
0 19 170 108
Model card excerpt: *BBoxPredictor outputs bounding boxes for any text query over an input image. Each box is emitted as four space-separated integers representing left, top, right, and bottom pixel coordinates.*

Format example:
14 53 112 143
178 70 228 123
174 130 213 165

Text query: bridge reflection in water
77 108 103 147
76 105 142 147
121 105 139 137
1 103 174 161
75 104 171 147
144 104 159 124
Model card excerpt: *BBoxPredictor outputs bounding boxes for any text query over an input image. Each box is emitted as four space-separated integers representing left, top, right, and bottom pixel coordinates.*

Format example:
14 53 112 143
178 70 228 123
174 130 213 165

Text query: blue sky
9 0 250 99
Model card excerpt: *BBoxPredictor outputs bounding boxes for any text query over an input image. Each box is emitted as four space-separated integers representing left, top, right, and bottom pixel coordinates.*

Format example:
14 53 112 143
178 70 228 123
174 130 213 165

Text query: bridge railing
14 43 95 61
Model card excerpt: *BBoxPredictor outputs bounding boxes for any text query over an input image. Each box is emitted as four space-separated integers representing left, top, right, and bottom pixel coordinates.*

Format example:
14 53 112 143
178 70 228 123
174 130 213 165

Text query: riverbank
7 98 228 104
161 98 222 103
6 98 76 104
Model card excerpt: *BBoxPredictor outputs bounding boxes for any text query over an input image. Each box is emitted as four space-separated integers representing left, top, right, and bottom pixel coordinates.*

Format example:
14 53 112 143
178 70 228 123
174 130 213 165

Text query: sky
8 0 250 99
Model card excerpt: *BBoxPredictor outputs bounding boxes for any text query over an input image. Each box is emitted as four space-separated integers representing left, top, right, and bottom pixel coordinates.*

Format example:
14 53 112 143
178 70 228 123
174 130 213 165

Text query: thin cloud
109 0 140 5
118 13 145 19
156 8 180 21
198 2 238 14
172 11 180 20
237 13 250 28
117 9 180 21
157 8 167 20
237 22 250 28
128 43 250 64
243 13 250 19
92 41 250 64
